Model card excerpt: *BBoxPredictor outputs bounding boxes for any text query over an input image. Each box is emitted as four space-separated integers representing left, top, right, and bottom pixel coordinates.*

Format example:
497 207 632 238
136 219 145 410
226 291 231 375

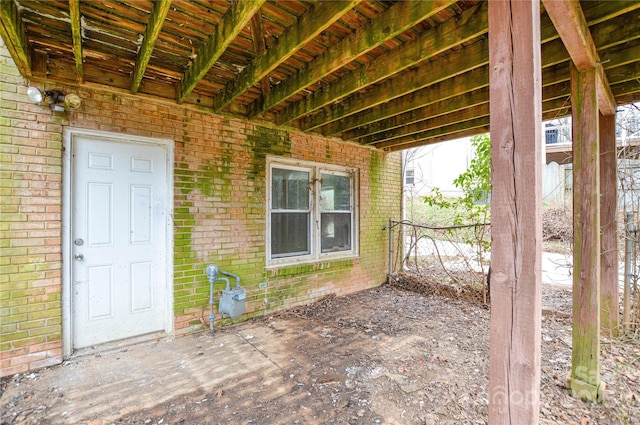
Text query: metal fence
386 219 491 303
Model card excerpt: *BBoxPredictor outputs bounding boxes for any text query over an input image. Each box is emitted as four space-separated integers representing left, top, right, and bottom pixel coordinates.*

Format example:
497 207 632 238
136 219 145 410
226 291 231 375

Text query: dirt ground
1 282 639 425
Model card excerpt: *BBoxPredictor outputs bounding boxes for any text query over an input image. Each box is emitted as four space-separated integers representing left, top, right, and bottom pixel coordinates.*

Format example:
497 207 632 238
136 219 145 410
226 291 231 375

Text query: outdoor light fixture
26 86 81 111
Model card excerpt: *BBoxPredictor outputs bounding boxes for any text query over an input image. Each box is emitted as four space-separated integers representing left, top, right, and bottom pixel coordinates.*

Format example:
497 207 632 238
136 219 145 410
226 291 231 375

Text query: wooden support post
488 1 542 424
599 112 619 336
569 63 603 402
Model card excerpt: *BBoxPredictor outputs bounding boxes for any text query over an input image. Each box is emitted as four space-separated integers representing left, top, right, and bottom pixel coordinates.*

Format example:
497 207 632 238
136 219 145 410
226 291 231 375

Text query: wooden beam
596 64 616 116
376 115 489 150
302 38 489 133
488 1 542 424
245 0 456 118
569 63 603 403
68 0 84 84
348 52 637 144
0 0 31 77
307 1 636 140
214 0 361 112
355 88 489 143
542 0 616 115
600 112 619 336
322 66 488 136
131 0 172 94
273 1 488 124
369 103 488 147
249 14 270 96
355 69 570 145
542 0 597 70
370 97 569 151
360 59 637 149
304 36 571 135
177 0 265 104
384 127 489 152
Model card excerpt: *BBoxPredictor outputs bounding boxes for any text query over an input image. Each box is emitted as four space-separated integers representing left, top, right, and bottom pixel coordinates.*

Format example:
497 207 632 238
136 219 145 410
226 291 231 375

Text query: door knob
74 253 84 260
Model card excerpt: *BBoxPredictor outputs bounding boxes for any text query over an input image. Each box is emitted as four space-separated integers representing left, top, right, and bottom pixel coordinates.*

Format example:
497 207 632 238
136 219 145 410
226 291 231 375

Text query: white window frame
405 168 415 185
267 157 359 267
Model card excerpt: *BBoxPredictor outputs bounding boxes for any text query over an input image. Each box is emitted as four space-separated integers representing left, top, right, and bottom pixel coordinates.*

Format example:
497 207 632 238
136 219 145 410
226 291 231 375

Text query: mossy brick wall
1 39 66 376
0 38 402 376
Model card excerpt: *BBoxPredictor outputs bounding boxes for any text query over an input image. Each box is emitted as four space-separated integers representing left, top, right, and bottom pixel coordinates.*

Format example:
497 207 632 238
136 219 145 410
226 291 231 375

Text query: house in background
403 138 473 199
403 131 576 205
404 110 640 206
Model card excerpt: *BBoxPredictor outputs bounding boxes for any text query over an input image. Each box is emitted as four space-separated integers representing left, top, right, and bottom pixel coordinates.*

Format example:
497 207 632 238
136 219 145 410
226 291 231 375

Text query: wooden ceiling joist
131 0 172 94
246 0 457 119
542 0 616 115
69 0 84 84
321 65 489 137
214 0 361 112
322 10 640 143
304 38 489 134
347 60 570 143
177 0 265 104
0 0 31 77
3 0 639 152
302 11 571 135
346 87 489 142
275 1 488 125
249 14 269 96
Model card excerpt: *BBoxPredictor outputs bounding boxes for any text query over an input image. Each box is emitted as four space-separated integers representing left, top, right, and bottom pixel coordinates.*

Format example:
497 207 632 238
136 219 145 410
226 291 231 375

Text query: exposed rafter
245 0 456 118
69 0 84 83
0 0 31 77
3 0 640 152
542 0 616 115
302 38 489 133
320 65 489 137
131 0 172 94
274 1 488 125
346 61 570 143
214 0 361 112
352 51 636 147
360 94 489 145
178 0 265 104
300 11 571 134
351 63 571 144
315 9 640 142
249 14 269 96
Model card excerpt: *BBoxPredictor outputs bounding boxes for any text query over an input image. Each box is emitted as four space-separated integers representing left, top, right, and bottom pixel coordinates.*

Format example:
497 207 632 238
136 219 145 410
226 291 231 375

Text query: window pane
320 174 350 211
272 168 309 210
271 212 310 257
321 212 351 253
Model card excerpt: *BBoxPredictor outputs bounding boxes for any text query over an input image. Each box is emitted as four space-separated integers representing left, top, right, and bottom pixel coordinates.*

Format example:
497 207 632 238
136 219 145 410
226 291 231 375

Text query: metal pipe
206 264 236 335
221 270 240 289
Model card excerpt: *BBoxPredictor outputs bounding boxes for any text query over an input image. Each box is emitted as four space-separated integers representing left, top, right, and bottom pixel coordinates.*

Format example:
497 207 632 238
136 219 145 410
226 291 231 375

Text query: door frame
62 128 174 357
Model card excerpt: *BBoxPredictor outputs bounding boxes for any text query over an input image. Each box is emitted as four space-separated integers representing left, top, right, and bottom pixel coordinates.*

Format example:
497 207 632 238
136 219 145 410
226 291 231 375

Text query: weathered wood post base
566 374 606 402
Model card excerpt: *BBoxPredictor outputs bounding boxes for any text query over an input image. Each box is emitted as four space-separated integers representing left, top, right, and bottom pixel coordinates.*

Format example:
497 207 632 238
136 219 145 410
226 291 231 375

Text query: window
405 169 415 185
268 158 357 265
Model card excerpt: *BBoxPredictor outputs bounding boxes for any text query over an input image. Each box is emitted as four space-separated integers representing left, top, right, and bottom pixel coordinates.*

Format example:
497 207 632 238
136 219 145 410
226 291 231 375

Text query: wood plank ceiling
2 0 640 152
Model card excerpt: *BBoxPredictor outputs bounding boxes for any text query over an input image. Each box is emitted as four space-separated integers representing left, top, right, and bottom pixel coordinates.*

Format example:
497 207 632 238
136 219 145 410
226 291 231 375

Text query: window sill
266 256 360 278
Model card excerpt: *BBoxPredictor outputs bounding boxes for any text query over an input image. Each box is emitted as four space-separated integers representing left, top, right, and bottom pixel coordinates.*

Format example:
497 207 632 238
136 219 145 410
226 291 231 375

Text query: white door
71 136 169 349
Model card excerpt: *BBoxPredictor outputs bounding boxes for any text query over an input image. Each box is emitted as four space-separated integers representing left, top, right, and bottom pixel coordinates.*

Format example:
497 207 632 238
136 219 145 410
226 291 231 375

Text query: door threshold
71 331 170 358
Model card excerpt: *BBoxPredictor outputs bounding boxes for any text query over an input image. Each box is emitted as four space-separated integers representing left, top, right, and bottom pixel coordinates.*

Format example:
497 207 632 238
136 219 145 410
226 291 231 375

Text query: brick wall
1 39 66 375
0 38 402 376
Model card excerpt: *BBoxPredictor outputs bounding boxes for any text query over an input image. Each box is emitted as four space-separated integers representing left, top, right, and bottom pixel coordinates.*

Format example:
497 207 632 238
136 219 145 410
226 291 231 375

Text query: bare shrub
543 204 573 243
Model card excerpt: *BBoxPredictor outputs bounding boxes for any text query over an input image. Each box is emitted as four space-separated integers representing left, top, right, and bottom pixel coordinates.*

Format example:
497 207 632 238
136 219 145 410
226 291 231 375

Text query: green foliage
422 134 491 256
424 134 491 226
